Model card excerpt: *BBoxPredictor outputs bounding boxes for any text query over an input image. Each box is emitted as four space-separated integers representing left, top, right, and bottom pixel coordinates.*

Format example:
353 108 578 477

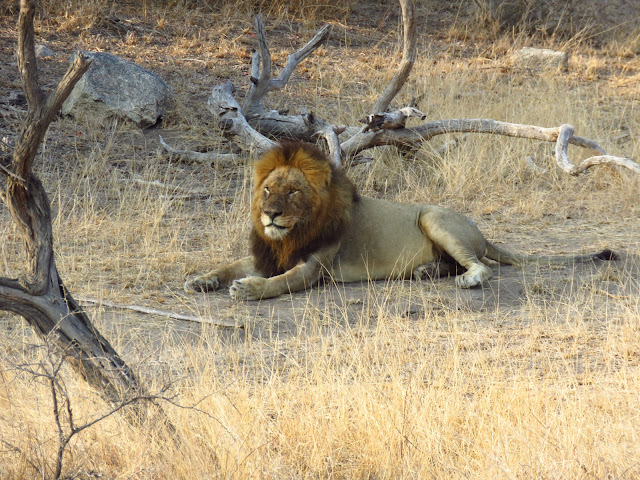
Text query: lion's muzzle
261 211 290 239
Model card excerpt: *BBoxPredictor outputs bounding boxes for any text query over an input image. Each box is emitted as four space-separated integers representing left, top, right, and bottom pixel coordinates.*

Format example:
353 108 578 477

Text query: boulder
35 44 55 58
510 47 569 71
62 52 172 127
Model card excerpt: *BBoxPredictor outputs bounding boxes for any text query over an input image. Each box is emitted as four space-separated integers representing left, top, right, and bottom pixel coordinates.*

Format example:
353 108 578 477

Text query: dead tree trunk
159 0 640 176
0 0 169 427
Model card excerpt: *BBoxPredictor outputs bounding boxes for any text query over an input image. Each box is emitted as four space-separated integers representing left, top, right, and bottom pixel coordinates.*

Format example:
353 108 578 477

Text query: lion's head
250 141 359 276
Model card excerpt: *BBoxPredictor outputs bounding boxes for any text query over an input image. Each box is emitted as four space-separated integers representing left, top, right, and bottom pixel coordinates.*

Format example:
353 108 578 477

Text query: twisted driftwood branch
341 118 608 157
207 80 276 153
243 14 331 116
160 13 336 161
555 124 640 175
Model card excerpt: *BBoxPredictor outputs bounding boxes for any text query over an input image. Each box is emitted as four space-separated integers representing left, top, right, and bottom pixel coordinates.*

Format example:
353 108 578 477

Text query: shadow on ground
89 253 639 355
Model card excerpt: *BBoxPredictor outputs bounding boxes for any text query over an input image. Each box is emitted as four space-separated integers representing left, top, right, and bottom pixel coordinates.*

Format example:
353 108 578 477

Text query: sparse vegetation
1 0 639 478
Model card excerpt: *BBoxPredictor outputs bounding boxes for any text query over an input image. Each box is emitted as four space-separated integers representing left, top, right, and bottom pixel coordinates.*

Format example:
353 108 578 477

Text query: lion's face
254 166 322 241
250 142 356 274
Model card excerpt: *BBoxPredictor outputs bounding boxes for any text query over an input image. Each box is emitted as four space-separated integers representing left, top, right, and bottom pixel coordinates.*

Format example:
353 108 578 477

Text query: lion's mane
250 141 359 277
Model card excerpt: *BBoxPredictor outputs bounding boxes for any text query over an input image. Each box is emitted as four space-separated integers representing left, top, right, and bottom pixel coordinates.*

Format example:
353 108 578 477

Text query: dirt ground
1 2 639 351
80 251 640 367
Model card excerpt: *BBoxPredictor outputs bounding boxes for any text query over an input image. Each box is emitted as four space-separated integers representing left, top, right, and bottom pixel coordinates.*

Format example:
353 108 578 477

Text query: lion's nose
263 208 282 220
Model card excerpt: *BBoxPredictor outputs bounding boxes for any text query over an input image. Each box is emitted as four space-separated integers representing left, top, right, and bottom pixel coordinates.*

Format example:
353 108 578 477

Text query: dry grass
1 0 640 478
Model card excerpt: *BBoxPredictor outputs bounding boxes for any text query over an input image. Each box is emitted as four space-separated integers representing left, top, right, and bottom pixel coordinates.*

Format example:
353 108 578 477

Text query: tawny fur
184 142 616 300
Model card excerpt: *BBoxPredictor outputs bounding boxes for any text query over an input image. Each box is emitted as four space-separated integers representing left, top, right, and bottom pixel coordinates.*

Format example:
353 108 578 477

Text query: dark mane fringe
250 141 359 277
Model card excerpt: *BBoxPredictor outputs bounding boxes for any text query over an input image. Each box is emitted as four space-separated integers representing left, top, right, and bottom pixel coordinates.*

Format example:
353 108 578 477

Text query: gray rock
510 47 569 71
35 45 55 58
62 52 173 127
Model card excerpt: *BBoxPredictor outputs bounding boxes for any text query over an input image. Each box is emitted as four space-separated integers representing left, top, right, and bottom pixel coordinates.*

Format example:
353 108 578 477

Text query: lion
184 141 616 300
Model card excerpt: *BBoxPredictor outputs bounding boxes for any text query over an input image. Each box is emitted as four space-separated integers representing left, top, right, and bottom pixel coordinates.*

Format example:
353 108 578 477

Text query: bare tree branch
159 17 337 161
313 124 345 169
341 118 610 157
271 24 332 90
370 0 417 114
14 17 91 181
78 296 243 328
158 135 239 164
555 124 640 175
243 15 331 116
16 0 42 109
207 80 275 153
243 14 272 116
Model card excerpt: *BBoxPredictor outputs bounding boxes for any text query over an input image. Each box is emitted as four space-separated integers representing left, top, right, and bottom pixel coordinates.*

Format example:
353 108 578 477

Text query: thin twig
78 296 243 328
0 439 42 476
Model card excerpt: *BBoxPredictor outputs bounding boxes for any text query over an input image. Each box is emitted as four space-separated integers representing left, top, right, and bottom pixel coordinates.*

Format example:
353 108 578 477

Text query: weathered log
341 118 610 157
207 80 275 153
313 124 345 169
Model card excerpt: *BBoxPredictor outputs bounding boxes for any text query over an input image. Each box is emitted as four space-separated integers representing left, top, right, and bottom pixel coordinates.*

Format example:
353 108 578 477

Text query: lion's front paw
229 276 267 301
184 274 220 293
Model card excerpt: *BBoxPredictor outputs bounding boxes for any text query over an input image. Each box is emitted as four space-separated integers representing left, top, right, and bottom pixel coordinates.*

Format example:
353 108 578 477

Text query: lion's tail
484 242 617 267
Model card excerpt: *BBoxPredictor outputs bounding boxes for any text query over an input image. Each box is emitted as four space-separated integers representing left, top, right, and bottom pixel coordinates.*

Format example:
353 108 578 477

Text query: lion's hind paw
454 263 492 288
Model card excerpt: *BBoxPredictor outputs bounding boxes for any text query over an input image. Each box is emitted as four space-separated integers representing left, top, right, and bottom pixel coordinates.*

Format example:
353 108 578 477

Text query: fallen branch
160 16 338 160
160 0 639 177
206 80 275 153
78 296 243 328
240 16 336 142
243 14 331 117
313 124 345 169
158 135 239 164
341 118 609 157
555 124 640 175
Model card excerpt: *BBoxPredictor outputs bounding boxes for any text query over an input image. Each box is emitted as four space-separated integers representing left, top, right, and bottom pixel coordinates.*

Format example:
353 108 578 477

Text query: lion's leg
418 210 492 288
413 261 458 281
230 243 340 300
184 256 260 293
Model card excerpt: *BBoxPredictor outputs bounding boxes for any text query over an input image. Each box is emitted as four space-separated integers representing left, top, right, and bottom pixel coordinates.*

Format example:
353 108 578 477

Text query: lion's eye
264 187 270 196
289 189 299 196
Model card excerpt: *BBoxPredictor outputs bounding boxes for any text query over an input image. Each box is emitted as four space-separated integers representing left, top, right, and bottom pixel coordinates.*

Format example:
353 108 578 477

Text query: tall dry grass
1 0 640 478
2 285 640 478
